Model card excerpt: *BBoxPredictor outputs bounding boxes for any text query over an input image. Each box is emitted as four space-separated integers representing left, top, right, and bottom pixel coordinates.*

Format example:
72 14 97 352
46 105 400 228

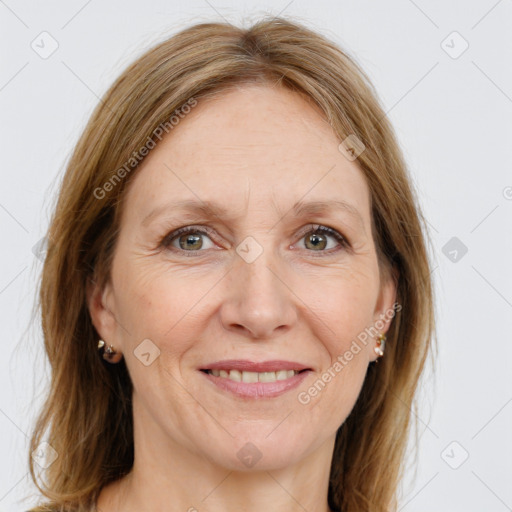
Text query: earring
98 339 123 363
374 332 386 359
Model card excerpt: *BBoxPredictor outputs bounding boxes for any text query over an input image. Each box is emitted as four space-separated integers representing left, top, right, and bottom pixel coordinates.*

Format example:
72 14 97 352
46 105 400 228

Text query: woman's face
89 84 397 471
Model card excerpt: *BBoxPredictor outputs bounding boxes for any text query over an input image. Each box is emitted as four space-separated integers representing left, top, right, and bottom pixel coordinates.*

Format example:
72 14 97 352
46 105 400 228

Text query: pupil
307 232 326 250
180 233 202 250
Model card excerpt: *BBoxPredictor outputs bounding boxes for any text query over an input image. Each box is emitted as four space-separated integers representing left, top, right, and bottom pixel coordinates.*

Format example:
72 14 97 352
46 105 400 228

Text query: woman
27 15 435 512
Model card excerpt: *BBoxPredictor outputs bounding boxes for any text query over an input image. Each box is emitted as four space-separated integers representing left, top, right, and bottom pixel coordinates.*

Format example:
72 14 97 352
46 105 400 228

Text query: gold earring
98 339 123 363
374 332 386 359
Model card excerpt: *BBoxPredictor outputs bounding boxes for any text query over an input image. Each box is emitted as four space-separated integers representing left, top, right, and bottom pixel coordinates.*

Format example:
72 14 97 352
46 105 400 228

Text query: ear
369 263 400 361
86 274 119 346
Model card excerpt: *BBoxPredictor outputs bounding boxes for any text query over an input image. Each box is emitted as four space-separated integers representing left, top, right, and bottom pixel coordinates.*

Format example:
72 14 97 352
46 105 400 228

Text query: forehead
122 84 371 228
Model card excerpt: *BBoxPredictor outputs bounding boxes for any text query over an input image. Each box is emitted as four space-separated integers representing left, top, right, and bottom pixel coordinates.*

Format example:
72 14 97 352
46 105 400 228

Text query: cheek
114 268 199 399
306 274 377 422
298 325 371 430
296 268 378 353
109 259 165 340
114 260 216 355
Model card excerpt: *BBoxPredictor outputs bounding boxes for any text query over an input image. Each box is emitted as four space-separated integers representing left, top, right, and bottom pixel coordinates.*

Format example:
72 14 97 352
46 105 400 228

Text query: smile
199 363 312 399
203 368 305 382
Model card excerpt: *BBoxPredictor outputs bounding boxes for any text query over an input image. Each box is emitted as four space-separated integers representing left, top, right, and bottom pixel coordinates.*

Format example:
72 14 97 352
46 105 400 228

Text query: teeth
259 371 277 383
229 369 242 382
276 370 289 380
242 371 258 383
207 369 300 382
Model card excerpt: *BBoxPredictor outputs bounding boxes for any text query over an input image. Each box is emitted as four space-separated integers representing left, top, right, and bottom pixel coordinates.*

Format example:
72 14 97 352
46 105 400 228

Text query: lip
200 368 312 399
200 359 312 372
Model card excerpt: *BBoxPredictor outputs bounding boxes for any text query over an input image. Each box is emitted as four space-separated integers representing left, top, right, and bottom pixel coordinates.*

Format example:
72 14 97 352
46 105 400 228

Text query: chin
202 430 313 472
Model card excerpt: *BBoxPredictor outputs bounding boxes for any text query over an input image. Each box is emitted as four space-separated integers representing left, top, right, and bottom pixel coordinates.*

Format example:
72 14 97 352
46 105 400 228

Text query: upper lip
200 360 312 372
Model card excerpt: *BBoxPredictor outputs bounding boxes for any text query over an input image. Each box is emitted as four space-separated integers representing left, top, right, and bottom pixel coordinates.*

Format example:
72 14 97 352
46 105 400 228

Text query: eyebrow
141 198 364 229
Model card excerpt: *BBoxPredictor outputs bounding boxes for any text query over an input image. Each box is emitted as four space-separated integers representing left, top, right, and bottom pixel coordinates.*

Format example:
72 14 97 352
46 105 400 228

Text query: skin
88 83 397 512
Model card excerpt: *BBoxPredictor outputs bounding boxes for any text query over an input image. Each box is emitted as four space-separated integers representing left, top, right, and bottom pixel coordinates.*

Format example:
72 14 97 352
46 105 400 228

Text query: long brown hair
26 15 436 512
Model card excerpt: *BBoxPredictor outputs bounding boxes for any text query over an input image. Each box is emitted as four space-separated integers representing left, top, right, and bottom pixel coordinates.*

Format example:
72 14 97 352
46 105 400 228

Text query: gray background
1 1 511 510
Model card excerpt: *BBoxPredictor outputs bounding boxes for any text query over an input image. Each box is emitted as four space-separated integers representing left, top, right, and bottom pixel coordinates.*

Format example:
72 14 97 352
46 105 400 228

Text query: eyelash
159 224 350 257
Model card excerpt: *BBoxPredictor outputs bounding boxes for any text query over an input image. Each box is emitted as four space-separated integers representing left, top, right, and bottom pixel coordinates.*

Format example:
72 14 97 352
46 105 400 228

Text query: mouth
198 360 313 399
200 368 309 383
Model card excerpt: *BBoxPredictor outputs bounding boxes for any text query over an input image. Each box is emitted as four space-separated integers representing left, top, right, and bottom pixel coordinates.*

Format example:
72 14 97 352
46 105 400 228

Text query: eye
161 225 217 255
296 224 350 254
160 224 350 256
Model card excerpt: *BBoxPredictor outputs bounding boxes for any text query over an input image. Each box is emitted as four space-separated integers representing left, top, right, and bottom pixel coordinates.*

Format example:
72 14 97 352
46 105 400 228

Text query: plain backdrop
1 1 511 511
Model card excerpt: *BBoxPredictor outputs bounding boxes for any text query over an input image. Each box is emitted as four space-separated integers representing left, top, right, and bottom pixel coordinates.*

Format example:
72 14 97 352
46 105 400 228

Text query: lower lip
200 370 311 399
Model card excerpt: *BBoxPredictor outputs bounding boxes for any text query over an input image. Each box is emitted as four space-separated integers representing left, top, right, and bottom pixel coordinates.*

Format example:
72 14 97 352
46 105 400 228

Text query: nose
219 247 298 340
